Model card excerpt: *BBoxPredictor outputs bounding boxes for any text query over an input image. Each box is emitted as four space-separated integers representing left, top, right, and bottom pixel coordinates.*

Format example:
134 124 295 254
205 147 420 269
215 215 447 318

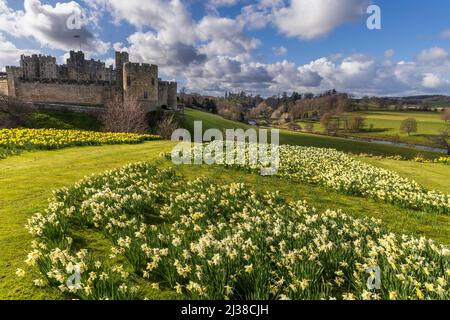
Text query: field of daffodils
20 163 450 300
0 128 159 150
190 142 450 214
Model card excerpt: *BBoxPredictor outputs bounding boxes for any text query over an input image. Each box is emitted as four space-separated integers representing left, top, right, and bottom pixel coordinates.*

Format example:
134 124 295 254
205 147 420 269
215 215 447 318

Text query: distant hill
396 95 450 107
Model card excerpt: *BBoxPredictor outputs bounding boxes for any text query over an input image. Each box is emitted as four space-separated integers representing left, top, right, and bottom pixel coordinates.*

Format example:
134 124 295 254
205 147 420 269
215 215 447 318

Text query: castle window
127 76 131 87
144 91 148 100
151 78 155 86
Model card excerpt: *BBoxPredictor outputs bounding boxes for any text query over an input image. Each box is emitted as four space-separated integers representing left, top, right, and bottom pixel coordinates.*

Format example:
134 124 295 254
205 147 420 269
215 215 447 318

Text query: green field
353 111 447 145
183 108 442 159
1 141 450 300
296 110 448 148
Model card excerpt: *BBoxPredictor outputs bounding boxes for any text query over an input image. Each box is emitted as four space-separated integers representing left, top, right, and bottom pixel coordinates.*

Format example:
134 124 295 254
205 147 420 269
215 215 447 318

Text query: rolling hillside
181 108 442 159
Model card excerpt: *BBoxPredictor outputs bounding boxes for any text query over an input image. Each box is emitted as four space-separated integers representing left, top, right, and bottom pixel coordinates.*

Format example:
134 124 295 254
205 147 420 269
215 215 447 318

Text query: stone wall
15 81 113 106
0 79 8 96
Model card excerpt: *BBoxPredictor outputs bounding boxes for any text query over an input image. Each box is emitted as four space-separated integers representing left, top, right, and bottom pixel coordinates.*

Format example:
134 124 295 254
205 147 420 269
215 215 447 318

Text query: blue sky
1 0 450 97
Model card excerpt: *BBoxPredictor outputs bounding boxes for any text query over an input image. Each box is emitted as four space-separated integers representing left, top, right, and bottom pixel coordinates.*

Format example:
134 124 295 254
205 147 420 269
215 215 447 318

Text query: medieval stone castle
0 51 177 111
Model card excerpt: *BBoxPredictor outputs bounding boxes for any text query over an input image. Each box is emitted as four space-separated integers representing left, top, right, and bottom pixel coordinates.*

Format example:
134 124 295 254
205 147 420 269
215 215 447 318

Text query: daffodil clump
189 142 450 214
23 163 450 300
434 157 450 165
0 128 160 150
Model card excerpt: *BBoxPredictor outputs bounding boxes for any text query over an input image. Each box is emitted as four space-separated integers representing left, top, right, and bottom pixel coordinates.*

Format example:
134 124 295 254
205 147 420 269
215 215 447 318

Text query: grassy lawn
0 141 174 300
1 140 450 299
357 156 450 193
183 108 442 159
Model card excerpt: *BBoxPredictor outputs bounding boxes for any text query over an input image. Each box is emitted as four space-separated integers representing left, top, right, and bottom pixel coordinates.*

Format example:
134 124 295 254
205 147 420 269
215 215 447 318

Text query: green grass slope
181 108 442 159
25 110 102 131
358 156 450 193
1 141 450 299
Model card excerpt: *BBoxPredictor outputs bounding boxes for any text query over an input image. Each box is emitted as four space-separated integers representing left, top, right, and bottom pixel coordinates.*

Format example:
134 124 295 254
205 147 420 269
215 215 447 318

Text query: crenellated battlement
4 50 177 111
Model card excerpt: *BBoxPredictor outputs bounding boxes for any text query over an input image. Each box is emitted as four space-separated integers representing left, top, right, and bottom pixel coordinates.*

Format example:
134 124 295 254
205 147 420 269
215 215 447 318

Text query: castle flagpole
74 35 81 52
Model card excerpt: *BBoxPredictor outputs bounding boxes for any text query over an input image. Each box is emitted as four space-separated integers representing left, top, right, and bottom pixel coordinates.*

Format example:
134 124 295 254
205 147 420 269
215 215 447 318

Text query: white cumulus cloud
274 0 370 40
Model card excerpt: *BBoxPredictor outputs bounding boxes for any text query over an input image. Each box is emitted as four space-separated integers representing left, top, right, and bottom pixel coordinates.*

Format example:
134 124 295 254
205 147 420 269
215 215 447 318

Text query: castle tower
123 62 158 111
158 80 178 109
167 82 178 109
20 55 39 79
20 54 58 80
115 51 129 88
158 80 169 108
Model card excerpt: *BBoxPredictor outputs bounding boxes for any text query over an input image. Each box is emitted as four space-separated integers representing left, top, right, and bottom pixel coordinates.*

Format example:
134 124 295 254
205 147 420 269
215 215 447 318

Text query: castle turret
168 81 178 109
115 51 129 88
158 80 178 109
158 79 169 108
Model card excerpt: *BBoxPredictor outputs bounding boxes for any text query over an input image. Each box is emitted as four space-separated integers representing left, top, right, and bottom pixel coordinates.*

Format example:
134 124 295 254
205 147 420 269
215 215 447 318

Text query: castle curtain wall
15 81 113 106
0 79 8 96
4 51 177 110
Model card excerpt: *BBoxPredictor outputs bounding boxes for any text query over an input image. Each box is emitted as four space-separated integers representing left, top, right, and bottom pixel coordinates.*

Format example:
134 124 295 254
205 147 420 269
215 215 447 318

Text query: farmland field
352 111 447 145
297 110 448 148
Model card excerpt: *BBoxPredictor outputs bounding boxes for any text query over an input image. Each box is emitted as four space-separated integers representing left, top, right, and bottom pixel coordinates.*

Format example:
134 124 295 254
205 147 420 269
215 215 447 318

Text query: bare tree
400 118 418 136
102 95 149 134
442 108 450 124
156 114 179 140
320 112 334 134
350 116 367 132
